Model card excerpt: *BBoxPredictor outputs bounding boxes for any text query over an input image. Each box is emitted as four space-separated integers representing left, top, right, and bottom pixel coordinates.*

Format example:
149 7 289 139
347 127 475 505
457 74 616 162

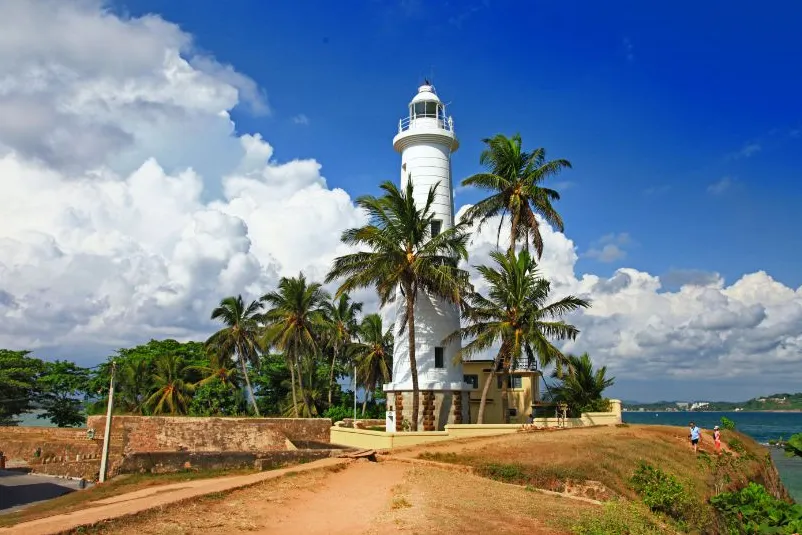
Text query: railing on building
398 114 455 134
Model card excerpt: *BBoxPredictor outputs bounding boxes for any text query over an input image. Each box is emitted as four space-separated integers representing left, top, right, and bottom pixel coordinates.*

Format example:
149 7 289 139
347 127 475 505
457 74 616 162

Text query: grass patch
417 451 459 463
572 501 665 535
0 467 258 528
391 496 412 509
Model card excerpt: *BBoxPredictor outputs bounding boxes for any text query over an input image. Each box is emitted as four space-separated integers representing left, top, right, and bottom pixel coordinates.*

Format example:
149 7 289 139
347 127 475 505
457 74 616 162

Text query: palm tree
206 295 263 416
261 273 330 417
326 180 470 431
321 294 363 408
145 354 195 415
550 353 615 416
350 313 393 416
453 249 589 423
117 358 151 414
190 347 240 390
461 134 571 258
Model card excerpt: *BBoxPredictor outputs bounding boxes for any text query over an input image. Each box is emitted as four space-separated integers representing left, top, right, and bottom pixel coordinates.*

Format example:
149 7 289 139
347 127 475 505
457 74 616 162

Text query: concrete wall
330 400 623 450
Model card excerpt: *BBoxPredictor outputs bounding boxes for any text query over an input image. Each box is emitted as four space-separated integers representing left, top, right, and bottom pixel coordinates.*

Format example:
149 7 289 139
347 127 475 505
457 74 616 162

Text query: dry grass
372 464 594 534
0 468 258 529
413 425 767 504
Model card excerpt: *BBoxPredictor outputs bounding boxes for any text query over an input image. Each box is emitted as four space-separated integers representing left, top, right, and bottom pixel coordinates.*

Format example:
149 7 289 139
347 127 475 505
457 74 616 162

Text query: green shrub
630 462 689 520
710 482 802 534
322 405 352 423
477 462 528 484
785 433 802 458
572 501 662 535
720 416 737 430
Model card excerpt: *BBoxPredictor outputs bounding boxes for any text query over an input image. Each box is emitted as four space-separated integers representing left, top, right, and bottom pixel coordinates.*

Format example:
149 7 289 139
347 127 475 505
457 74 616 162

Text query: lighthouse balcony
398 114 454 134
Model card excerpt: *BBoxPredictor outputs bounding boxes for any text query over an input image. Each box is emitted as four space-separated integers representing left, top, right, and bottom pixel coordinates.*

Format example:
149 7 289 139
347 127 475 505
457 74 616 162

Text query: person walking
713 425 722 455
689 422 702 453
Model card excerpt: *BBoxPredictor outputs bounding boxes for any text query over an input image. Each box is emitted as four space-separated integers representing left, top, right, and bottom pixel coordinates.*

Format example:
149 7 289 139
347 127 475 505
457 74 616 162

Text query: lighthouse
383 82 470 432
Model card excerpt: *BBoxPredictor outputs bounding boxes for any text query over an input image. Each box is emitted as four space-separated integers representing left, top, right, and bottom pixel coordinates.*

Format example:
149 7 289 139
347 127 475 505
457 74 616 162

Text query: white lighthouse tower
383 82 470 431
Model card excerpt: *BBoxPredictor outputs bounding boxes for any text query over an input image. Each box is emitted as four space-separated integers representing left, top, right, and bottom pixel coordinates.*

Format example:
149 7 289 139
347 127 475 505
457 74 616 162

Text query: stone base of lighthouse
385 390 470 432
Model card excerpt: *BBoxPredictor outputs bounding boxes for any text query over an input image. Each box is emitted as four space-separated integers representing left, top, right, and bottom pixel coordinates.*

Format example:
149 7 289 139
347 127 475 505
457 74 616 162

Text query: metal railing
398 114 455 134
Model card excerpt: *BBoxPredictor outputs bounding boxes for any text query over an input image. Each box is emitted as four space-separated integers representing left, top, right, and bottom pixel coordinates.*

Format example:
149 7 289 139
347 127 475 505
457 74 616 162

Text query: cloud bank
1 1 800 394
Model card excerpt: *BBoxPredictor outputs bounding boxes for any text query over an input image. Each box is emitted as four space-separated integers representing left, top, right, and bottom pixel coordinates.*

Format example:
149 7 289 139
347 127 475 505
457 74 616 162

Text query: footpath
0 457 347 535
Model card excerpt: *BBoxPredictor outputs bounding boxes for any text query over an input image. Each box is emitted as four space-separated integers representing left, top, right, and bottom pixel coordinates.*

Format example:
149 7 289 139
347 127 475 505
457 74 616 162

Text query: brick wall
85 416 331 455
0 426 101 463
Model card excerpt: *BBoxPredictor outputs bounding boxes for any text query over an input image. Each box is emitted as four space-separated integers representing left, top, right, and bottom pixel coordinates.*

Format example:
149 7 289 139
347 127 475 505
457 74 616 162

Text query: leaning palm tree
461 134 570 258
350 313 393 416
321 294 363 408
550 353 615 416
145 354 195 415
261 274 330 417
206 295 263 416
453 249 590 423
326 180 471 431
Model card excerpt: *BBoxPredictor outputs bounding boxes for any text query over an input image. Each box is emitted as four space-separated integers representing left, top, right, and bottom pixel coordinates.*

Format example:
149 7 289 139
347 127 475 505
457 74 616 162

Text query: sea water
623 411 802 502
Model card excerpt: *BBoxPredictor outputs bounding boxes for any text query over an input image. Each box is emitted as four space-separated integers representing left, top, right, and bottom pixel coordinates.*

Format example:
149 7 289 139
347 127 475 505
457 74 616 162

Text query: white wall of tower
384 85 467 394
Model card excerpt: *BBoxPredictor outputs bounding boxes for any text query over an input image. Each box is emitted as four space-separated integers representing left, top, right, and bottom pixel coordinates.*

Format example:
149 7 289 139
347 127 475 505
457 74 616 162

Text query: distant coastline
623 409 802 413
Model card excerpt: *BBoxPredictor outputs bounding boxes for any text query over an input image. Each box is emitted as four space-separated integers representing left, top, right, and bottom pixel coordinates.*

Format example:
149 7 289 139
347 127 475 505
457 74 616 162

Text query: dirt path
252 460 406 534
0 457 348 535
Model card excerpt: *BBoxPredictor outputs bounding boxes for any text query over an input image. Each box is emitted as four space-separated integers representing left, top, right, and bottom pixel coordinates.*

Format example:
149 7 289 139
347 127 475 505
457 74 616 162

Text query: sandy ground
75 458 589 534
0 458 348 535
6 429 686 534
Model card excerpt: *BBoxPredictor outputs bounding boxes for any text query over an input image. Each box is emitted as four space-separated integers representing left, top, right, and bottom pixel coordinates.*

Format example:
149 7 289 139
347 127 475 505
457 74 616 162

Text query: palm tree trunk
405 285 419 432
501 373 510 424
508 211 521 255
238 351 260 417
295 356 308 415
327 346 338 408
288 354 299 417
477 354 501 424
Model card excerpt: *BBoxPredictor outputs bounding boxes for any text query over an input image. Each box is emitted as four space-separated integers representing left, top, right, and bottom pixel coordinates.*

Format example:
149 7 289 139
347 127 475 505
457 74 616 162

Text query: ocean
623 411 802 502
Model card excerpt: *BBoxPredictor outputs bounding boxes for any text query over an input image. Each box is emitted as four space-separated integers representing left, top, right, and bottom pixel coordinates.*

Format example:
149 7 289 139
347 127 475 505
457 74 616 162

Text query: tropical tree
37 360 90 427
550 353 615 416
0 349 44 425
461 134 571 258
453 249 589 423
261 274 330 417
321 294 363 407
350 313 393 416
145 354 195 415
116 358 151 414
190 348 240 390
326 180 470 431
206 295 264 416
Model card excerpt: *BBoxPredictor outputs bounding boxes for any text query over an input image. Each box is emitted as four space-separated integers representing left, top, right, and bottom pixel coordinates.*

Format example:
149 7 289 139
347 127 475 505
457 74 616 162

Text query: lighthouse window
434 347 445 368
413 101 439 118
430 219 442 237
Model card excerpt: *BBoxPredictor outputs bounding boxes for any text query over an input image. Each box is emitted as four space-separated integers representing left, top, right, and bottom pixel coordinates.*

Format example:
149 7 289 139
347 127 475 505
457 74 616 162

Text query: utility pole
98 361 116 483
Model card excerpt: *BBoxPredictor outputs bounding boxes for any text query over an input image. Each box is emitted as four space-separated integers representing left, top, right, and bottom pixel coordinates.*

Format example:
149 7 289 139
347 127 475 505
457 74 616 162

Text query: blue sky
118 0 802 288
2 1 800 403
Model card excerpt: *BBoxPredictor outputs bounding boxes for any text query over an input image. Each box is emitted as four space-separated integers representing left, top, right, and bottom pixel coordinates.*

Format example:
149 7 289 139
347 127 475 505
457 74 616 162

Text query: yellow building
462 360 541 424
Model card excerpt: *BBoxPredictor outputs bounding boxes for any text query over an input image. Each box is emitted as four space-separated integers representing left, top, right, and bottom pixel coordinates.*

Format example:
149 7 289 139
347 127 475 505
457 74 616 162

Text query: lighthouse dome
409 84 442 104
